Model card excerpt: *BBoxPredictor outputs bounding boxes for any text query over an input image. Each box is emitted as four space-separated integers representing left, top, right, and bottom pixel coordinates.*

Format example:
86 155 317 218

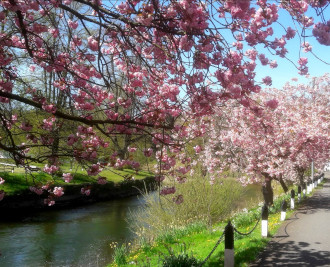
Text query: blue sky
254 7 330 89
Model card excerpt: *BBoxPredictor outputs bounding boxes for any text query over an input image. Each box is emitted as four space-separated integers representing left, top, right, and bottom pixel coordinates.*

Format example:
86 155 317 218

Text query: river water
0 184 262 267
0 196 142 267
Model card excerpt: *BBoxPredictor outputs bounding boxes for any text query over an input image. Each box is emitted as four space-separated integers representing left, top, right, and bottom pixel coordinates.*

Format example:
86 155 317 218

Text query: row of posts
223 173 325 267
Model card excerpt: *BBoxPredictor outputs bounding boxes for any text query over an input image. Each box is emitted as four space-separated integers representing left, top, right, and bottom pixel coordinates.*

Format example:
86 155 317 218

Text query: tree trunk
262 176 274 206
278 175 288 193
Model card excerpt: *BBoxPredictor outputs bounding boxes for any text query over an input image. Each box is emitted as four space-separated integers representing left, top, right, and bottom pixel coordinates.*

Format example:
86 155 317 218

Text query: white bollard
298 193 301 203
281 200 287 221
262 220 268 237
290 190 295 209
261 205 269 238
224 249 234 267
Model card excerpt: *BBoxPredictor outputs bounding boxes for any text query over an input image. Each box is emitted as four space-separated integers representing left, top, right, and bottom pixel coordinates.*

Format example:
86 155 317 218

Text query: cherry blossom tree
192 74 329 204
0 0 329 203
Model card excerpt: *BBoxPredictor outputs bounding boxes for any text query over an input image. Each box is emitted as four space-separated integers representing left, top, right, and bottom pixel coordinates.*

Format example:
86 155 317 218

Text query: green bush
160 244 199 267
129 171 244 244
113 244 129 265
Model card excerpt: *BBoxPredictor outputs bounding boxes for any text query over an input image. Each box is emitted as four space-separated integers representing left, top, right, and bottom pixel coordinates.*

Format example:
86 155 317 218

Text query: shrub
160 243 199 267
113 244 129 265
129 171 245 243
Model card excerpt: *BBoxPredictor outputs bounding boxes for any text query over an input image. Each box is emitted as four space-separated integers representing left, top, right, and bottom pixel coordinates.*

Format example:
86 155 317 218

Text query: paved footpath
250 172 330 267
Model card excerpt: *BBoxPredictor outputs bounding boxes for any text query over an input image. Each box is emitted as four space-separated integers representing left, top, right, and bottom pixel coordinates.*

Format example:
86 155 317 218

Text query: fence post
261 205 268 238
224 221 234 267
297 185 301 203
290 189 295 209
307 179 311 194
314 175 318 187
281 200 287 221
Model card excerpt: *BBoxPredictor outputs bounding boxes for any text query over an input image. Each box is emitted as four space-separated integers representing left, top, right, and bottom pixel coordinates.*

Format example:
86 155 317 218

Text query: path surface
251 172 330 267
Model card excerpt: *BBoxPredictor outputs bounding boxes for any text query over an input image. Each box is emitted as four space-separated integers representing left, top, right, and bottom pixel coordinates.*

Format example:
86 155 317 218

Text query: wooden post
224 221 234 267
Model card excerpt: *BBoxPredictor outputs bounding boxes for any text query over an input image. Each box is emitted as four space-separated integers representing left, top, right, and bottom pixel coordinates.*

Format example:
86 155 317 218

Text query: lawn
0 161 153 196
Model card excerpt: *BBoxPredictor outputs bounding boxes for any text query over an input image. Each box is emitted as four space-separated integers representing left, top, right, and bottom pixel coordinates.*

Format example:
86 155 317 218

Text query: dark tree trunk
262 176 274 206
278 176 288 193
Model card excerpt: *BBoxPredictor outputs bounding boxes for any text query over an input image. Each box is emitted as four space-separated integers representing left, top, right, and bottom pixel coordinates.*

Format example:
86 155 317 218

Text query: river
0 196 142 267
0 184 263 267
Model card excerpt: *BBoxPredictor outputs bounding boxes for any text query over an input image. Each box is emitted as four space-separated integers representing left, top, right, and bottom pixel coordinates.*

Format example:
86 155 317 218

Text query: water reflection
0 197 142 267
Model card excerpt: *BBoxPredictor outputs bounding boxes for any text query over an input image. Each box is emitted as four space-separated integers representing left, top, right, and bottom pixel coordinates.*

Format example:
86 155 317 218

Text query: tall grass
129 173 246 244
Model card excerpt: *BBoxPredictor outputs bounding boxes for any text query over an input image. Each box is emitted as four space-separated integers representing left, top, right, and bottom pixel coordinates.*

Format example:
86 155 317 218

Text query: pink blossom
81 188 91 196
88 36 99 51
160 186 176 195
285 27 296 39
44 198 55 206
97 177 107 184
42 103 56 114
29 65 36 72
87 164 102 176
302 42 312 52
155 175 165 182
143 148 153 157
176 176 186 183
53 187 64 197
128 147 137 153
49 28 59 38
265 99 279 109
63 173 73 183
43 164 59 174
262 76 272 86
68 19 78 29
313 20 330 46
172 194 184 204
193 145 202 153
0 177 5 184
30 186 43 195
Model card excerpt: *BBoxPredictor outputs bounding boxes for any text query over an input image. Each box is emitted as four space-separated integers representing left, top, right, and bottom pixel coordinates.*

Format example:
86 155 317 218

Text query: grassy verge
108 185 321 267
0 168 152 196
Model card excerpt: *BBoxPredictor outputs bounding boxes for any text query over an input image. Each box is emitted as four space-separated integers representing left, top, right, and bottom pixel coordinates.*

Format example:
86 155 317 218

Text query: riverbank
109 180 324 266
0 176 156 215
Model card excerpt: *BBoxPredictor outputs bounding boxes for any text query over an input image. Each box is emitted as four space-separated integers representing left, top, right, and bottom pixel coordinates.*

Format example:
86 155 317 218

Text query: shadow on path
250 177 330 266
251 240 330 266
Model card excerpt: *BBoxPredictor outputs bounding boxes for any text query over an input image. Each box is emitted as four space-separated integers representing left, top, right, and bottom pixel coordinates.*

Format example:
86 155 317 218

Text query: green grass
108 185 322 267
0 166 152 196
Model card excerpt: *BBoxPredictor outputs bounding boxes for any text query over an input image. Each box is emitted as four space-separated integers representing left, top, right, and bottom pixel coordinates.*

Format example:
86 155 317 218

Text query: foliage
115 184 322 267
160 243 200 267
0 169 153 196
113 244 129 266
130 174 244 243
0 0 329 205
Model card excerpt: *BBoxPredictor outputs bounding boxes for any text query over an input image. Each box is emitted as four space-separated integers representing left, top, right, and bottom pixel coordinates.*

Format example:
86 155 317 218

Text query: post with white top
224 221 234 267
290 189 295 209
281 200 287 221
297 185 301 203
261 204 269 238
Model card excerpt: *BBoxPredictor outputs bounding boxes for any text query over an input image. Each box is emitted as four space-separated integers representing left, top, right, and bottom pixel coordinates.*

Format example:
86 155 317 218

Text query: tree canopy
0 0 329 203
